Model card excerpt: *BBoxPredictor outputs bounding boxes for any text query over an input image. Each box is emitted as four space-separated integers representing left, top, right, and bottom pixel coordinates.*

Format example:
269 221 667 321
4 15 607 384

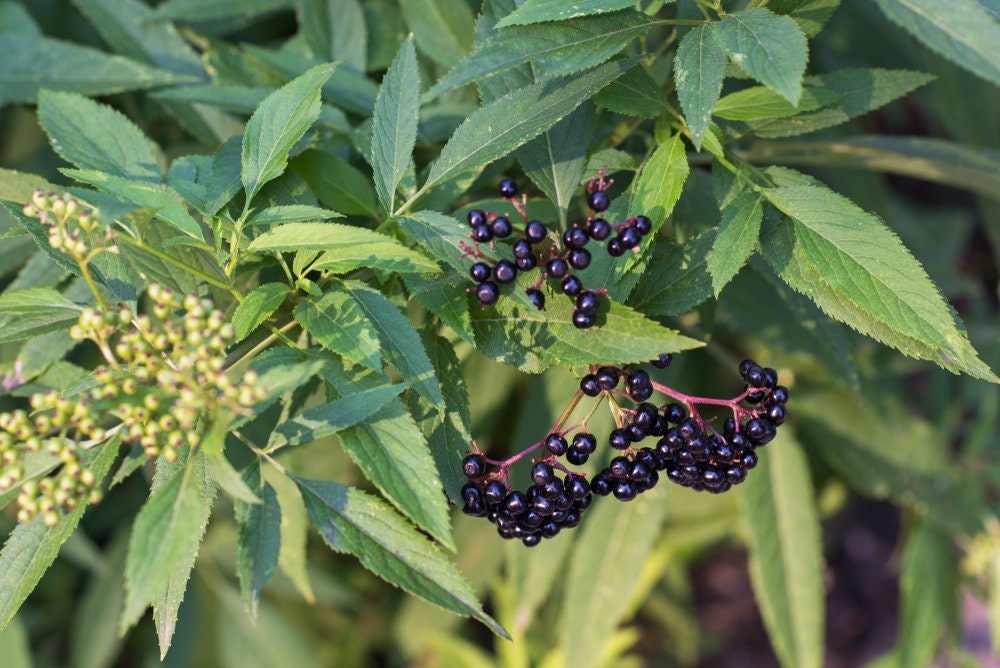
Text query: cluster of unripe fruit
462 173 655 329
0 281 266 526
460 354 789 546
23 189 117 260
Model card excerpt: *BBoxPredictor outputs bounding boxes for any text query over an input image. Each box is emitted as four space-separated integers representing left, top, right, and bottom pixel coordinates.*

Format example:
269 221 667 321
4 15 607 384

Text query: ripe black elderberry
589 218 611 240
470 224 493 243
493 259 517 284
568 247 591 270
467 209 487 227
469 262 491 283
545 433 568 456
576 291 599 316
626 369 653 402
561 274 583 297
491 216 513 238
572 311 596 329
563 227 589 248
475 282 499 305
498 178 518 198
579 374 601 396
619 226 642 249
526 287 545 311
546 257 569 279
606 237 625 257
634 215 653 235
513 238 533 259
651 353 673 369
462 453 487 479
516 255 537 271
588 190 611 212
525 220 547 243
595 366 619 390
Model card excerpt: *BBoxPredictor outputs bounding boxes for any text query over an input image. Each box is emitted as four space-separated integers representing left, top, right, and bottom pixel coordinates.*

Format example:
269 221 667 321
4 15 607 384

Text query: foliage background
0 0 999 667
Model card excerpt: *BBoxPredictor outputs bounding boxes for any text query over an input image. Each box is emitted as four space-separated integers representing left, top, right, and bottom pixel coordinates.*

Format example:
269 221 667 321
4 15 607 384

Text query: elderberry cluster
462 173 655 329
460 354 790 545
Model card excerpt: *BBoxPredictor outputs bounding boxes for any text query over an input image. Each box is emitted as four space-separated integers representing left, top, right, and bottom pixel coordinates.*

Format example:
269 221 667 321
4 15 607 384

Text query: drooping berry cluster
461 172 655 329
0 284 267 526
460 354 789 545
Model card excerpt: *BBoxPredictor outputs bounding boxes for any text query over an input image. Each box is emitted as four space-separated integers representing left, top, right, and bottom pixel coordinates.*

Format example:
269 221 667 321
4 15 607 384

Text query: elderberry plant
0 1 998 667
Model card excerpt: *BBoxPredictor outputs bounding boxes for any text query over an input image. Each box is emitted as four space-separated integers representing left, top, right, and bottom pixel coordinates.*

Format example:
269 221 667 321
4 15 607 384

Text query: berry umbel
461 354 789 545
458 172 655 329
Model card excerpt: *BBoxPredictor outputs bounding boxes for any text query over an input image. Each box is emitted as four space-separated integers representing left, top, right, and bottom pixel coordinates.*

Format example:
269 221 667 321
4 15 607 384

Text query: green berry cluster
0 284 266 526
22 189 117 261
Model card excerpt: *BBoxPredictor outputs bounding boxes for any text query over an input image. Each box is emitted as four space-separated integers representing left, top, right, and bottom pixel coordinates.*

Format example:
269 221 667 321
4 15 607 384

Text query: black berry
576 291 599 316
619 226 642 249
493 259 517 284
513 238 533 259
470 224 493 243
498 178 518 198
491 216 513 238
525 220 547 243
516 255 537 271
568 247 591 270
650 353 673 369
462 453 487 479
579 374 600 396
607 237 626 257
589 218 611 240
595 366 619 390
475 281 499 305
588 190 611 212
572 310 596 329
561 274 583 297
563 227 589 249
634 215 652 235
544 433 568 456
467 209 486 227
469 262 491 283
546 257 569 279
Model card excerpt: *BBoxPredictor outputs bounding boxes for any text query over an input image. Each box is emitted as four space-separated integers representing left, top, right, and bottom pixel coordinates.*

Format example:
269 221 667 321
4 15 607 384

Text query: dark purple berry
462 453 487 479
579 374 601 396
526 287 545 311
650 353 673 369
745 418 766 441
540 520 560 538
609 428 631 450
505 491 529 516
595 366 619 390
491 216 513 238
763 367 779 389
766 403 787 425
770 386 790 404
626 423 646 442
563 227 589 249
542 478 564 499
633 402 658 429
606 237 626 257
561 274 583 297
463 500 487 516
566 449 589 465
513 238 533 259
568 247 591 270
576 291 599 316
588 190 611 212
613 480 638 501
566 474 590 500
483 479 507 505
533 495 554 516
461 482 483 505
620 226 642 249
589 218 611 240
470 224 493 243
726 466 747 484
522 534 541 547
663 403 686 424
521 510 543 527
546 257 569 279
544 433 568 456
525 220 547 243
571 432 597 455
633 215 653 235
498 178 518 198
467 209 487 227
629 461 652 482
745 389 768 405
626 369 653 402
530 461 555 485
648 415 668 437
739 359 756 377
515 255 537 271
493 259 517 284
591 473 613 496
744 364 766 389
609 456 630 479
469 262 491 283
475 281 499 305
572 310 595 329
742 451 758 469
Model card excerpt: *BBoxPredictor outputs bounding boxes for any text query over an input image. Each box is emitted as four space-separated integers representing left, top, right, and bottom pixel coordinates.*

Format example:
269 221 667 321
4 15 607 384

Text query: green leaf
232 283 290 341
293 476 507 637
269 383 408 449
591 64 671 119
235 461 281 617
0 35 185 107
425 11 651 100
69 531 128 668
713 85 837 121
265 469 314 603
372 36 420 213
496 0 639 27
121 451 214 634
0 437 119 633
675 24 728 149
289 150 380 218
400 0 474 68
408 330 472 505
629 231 715 316
607 132 690 299
247 221 407 252
796 391 987 536
749 68 934 138
38 90 161 184
424 58 637 191
337 280 442 405
709 192 763 295
153 0 291 21
740 431 824 668
63 168 204 240
712 8 808 105
395 210 473 274
875 0 1000 89
297 0 367 70
788 0 842 37
742 136 1000 199
241 63 336 204
247 205 342 227
559 486 668 668
0 287 83 344
293 290 382 370
309 243 440 276
515 104 594 218
761 185 998 381
897 520 958 668
470 286 703 372
207 454 261 505
404 273 475 344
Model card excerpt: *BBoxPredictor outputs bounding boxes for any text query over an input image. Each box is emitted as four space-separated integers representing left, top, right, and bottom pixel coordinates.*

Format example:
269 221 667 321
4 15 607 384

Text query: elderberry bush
460 173 656 329
461 353 789 546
